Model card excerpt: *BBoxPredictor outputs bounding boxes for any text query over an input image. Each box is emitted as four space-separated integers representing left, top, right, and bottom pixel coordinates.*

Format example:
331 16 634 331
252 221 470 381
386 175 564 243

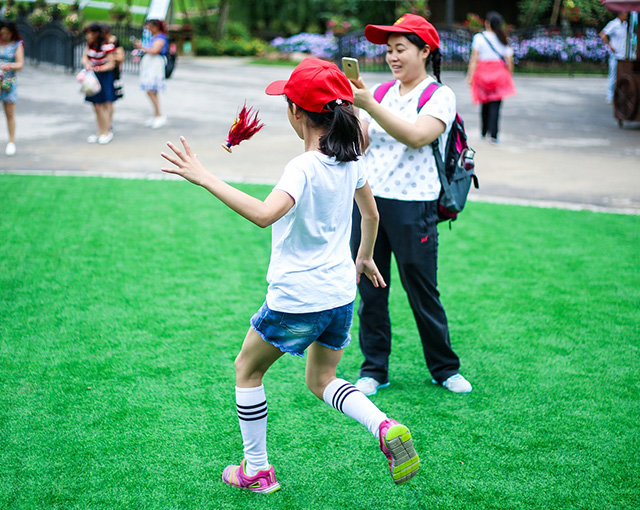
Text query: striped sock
322 378 387 438
236 385 269 476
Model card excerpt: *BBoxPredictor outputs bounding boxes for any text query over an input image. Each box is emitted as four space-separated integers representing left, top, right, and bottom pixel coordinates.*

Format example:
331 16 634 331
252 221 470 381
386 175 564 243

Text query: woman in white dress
135 19 169 128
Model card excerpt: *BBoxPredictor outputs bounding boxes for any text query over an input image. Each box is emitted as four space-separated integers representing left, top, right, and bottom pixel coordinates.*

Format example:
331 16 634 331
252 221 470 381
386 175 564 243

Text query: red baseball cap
364 13 440 50
264 57 353 113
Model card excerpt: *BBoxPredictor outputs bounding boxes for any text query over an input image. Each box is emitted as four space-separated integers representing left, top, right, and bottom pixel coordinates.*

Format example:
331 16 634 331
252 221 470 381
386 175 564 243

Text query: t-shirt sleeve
471 33 481 51
355 159 367 189
419 85 456 131
274 161 307 204
602 20 616 36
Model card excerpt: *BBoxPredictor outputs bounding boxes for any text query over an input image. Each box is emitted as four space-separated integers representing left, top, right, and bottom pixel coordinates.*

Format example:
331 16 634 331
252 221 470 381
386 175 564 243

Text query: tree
518 0 611 26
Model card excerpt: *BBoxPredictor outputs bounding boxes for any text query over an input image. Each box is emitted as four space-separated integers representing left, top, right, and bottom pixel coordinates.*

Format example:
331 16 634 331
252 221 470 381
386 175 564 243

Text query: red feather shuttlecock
222 102 265 153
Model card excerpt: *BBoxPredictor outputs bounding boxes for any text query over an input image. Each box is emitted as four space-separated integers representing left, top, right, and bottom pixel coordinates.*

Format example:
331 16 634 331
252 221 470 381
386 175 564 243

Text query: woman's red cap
264 57 353 113
364 13 440 49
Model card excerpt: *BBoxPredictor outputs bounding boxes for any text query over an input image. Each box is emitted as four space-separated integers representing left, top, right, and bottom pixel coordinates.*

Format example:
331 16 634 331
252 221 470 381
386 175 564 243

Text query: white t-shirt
472 31 514 61
360 77 456 201
267 151 367 313
602 18 628 59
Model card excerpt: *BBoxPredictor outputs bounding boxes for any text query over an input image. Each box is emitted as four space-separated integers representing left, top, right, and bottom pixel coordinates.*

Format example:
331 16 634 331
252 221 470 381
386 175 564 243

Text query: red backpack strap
373 81 396 103
417 82 442 112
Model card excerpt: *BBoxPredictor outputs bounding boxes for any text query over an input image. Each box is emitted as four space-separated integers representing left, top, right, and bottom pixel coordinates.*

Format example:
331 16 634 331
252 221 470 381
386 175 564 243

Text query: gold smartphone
342 57 360 80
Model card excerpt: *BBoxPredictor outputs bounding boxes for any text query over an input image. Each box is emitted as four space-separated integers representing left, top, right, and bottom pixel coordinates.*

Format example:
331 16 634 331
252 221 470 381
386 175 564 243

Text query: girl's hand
161 136 210 187
356 257 386 288
1 63 11 71
349 77 375 111
134 40 142 49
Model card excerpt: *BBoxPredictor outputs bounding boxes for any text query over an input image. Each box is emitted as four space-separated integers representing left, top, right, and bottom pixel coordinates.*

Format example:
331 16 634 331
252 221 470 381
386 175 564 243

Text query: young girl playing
160 57 420 493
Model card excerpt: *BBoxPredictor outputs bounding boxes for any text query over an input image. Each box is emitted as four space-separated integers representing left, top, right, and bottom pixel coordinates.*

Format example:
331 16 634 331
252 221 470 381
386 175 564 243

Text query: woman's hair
84 23 105 49
287 98 363 162
486 11 508 46
146 19 166 33
404 33 442 83
0 20 22 42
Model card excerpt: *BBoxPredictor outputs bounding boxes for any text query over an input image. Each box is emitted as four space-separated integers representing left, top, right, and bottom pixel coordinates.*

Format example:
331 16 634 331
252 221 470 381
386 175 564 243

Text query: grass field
1 175 638 510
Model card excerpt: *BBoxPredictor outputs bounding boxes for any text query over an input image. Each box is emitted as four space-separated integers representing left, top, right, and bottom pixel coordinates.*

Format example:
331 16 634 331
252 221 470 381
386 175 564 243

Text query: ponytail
287 98 363 162
486 11 508 46
405 33 442 83
427 48 442 83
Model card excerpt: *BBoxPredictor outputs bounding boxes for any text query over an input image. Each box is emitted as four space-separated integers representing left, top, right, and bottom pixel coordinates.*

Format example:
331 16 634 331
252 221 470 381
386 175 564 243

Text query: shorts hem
315 337 351 352
249 324 305 358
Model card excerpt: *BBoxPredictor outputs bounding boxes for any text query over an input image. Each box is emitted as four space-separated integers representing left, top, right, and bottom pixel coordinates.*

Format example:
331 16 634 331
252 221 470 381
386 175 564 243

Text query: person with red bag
466 11 516 144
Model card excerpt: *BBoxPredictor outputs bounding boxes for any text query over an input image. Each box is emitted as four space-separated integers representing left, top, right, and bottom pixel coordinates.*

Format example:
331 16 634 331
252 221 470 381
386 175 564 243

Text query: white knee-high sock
235 385 270 476
322 378 387 438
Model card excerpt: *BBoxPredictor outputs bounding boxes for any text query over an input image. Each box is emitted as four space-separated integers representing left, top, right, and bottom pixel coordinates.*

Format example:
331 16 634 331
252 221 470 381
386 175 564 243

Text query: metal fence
16 19 143 73
335 25 608 73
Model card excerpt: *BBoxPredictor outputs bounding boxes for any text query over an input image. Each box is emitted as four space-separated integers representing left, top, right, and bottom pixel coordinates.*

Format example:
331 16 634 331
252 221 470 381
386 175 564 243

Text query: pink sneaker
379 419 420 484
221 459 281 494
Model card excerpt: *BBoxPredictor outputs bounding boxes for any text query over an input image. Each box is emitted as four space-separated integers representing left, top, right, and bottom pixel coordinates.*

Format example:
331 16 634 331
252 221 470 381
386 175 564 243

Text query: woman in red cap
160 57 420 493
348 14 472 396
466 11 516 143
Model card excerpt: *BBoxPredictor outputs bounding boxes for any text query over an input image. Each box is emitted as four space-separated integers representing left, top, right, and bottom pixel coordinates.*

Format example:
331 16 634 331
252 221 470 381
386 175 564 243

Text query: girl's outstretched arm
354 183 386 288
161 136 294 228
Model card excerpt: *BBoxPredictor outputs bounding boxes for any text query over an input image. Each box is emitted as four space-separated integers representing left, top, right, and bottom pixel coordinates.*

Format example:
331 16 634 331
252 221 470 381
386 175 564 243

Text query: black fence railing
16 19 143 73
335 25 608 73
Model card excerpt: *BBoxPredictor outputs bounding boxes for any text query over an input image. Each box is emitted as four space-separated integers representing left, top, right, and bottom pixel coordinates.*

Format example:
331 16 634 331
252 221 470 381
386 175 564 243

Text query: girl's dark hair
287 98 363 162
0 20 22 42
84 23 105 49
146 19 166 33
404 33 442 83
486 11 508 46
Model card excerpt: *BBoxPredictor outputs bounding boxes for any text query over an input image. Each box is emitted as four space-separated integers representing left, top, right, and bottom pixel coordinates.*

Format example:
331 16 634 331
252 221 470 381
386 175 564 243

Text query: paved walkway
2 57 639 214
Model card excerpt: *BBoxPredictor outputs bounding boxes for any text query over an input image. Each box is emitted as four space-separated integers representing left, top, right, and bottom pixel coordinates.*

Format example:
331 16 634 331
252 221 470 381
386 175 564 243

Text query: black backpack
165 48 177 79
373 81 478 223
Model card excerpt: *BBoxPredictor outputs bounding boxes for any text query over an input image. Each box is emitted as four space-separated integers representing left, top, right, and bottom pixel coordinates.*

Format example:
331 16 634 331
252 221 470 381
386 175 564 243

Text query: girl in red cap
160 56 420 493
348 14 473 397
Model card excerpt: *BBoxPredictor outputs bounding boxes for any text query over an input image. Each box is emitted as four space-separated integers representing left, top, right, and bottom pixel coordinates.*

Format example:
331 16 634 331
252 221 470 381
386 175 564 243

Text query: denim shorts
250 301 354 357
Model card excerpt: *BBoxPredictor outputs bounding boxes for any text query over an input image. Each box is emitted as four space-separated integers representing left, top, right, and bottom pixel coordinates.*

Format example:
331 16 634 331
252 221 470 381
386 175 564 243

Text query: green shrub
194 36 266 57
191 15 218 37
225 21 251 40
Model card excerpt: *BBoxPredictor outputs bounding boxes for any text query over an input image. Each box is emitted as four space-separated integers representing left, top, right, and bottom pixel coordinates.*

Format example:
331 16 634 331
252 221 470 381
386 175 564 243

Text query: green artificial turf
1 175 638 510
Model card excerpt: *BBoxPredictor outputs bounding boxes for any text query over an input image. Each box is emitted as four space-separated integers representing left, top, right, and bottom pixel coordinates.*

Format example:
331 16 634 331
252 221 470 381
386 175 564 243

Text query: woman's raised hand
161 136 210 187
349 77 375 111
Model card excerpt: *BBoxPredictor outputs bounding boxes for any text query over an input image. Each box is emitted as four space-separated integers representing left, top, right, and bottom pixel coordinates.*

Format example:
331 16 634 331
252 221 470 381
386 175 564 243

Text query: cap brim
365 24 413 44
265 80 287 96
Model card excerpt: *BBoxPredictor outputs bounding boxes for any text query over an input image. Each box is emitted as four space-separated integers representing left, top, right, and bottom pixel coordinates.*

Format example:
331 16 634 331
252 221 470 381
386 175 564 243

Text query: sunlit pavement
2 57 639 214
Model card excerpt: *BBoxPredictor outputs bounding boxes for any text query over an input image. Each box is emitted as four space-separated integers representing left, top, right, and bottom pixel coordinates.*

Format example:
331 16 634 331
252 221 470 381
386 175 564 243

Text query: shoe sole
384 424 420 485
221 466 281 494
360 381 390 396
431 378 472 394
222 477 281 494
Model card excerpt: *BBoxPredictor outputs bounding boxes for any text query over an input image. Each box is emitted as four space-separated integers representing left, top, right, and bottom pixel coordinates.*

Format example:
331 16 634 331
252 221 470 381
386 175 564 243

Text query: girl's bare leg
147 90 161 117
4 102 16 143
234 327 284 387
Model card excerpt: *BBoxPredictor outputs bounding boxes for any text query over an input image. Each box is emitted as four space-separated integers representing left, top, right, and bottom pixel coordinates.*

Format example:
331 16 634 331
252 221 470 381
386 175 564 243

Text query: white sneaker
98 131 113 145
144 117 155 127
5 142 16 156
432 374 472 393
87 134 98 144
151 116 167 129
355 377 390 396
